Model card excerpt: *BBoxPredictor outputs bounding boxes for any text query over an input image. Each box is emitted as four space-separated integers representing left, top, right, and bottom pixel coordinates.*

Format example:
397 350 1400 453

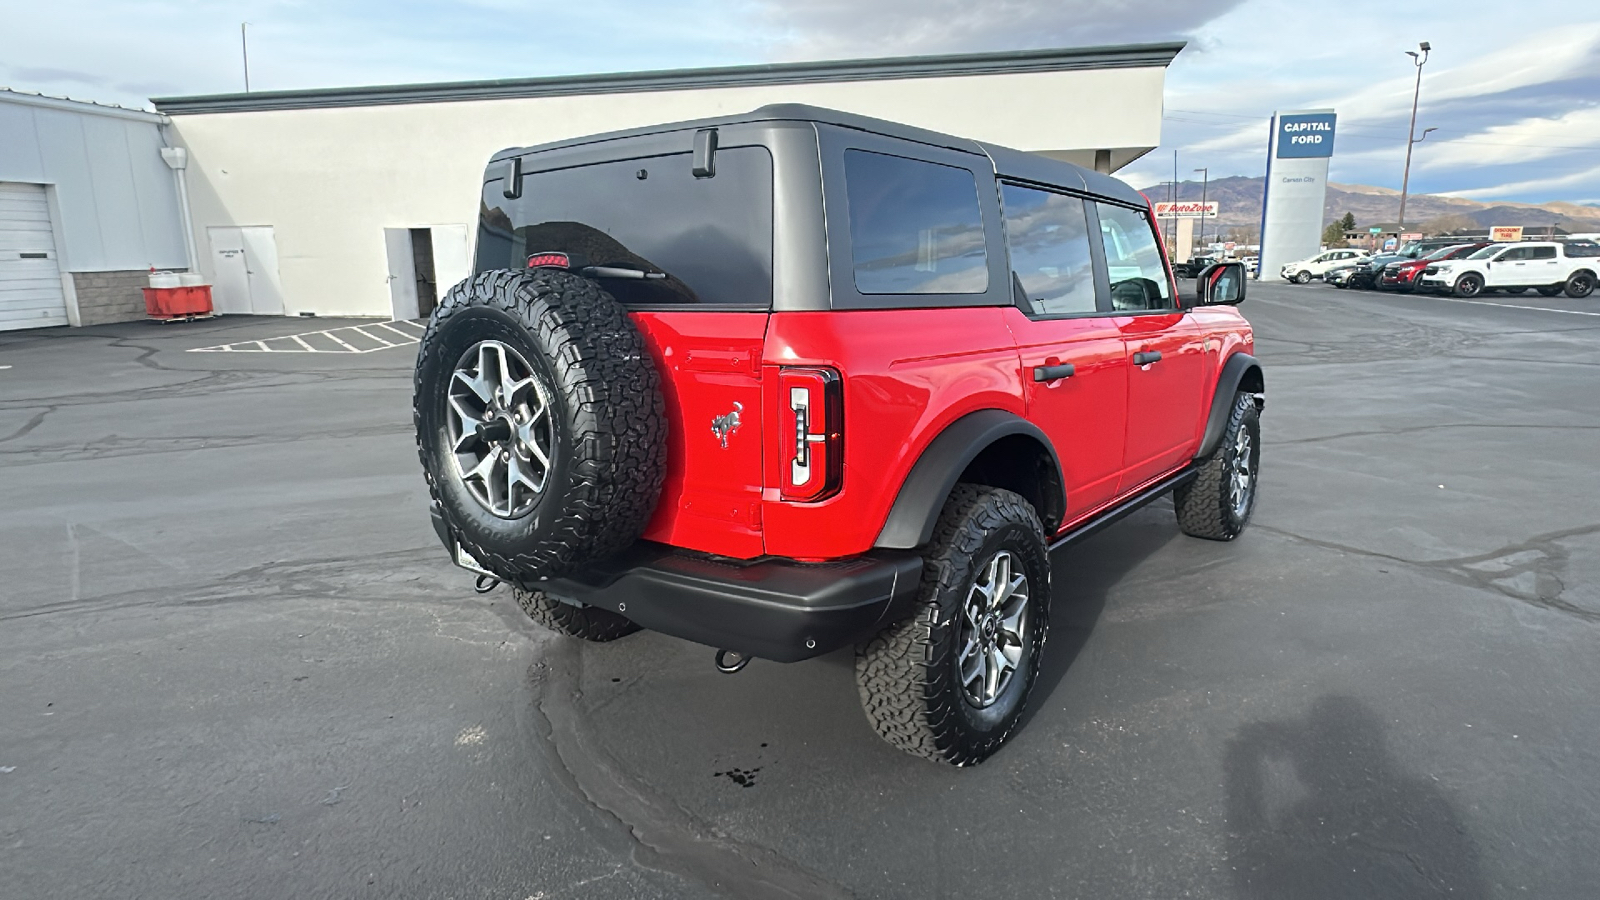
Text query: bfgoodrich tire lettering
414 269 667 582
1174 390 1261 541
855 485 1051 766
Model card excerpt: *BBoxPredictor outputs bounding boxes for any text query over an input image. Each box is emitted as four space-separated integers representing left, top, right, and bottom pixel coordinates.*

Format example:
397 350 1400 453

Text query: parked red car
414 105 1263 765
1378 243 1491 291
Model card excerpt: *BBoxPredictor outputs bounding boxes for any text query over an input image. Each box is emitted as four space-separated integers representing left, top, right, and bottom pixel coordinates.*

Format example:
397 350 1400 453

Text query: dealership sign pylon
1257 109 1336 281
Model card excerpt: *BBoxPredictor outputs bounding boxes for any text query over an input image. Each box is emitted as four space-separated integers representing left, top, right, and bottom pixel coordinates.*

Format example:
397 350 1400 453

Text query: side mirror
1195 261 1246 306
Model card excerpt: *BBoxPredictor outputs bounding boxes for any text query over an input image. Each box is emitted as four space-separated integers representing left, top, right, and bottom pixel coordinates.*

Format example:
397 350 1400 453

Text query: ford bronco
414 105 1262 765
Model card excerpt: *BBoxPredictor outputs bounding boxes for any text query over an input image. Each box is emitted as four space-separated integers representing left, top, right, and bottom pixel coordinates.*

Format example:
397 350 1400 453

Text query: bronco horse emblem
711 402 743 448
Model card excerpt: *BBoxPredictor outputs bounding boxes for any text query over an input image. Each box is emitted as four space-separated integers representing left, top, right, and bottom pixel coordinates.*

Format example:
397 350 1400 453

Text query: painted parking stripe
189 319 428 353
1413 295 1600 318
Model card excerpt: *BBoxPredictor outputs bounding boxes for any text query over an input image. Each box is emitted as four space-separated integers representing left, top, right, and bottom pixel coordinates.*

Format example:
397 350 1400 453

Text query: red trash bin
143 285 214 320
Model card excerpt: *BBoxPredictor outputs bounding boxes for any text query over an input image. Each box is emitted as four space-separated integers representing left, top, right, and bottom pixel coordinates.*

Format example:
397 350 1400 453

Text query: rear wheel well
957 434 1064 530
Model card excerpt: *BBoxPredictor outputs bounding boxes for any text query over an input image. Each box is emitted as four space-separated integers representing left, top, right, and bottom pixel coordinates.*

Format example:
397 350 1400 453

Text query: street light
1194 167 1209 254
1397 41 1432 233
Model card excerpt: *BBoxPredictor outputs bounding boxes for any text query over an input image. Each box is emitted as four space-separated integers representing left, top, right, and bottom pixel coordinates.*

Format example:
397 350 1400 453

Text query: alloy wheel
446 340 555 518
1229 426 1255 519
957 550 1031 708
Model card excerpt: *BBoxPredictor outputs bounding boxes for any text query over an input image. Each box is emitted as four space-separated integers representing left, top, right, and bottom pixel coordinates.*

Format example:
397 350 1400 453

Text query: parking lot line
189 319 427 354
1407 294 1600 317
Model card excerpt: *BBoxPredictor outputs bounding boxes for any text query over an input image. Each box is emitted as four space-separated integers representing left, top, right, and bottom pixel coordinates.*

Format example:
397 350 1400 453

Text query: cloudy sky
4 1 1597 203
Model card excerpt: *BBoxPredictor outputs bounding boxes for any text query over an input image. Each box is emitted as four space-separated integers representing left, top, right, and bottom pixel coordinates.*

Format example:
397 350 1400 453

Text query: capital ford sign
1276 113 1337 159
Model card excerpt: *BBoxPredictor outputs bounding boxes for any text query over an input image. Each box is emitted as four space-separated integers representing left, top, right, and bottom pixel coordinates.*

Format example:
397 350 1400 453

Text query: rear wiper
579 265 667 280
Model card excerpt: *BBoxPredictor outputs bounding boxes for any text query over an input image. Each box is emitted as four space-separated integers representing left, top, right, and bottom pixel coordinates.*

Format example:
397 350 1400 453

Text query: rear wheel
855 485 1050 766
1566 271 1596 299
1174 391 1261 541
1537 286 1563 297
1454 274 1484 298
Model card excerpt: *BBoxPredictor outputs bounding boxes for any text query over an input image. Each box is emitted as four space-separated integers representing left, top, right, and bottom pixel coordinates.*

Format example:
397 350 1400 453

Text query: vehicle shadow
1020 504 1179 726
1224 695 1487 899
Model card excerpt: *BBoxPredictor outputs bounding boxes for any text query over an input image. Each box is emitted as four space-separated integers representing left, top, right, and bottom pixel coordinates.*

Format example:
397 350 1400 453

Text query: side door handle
1132 350 1163 366
1033 363 1075 382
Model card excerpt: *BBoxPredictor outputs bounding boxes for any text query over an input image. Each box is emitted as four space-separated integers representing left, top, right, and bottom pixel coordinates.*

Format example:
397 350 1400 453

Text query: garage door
0 183 69 331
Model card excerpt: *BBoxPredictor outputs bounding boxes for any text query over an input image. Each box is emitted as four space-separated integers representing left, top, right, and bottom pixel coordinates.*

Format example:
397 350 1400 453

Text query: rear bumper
430 507 923 662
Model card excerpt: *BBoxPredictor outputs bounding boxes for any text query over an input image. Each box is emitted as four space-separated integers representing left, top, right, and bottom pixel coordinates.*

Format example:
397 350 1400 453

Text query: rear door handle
1132 351 1163 366
1033 363 1075 382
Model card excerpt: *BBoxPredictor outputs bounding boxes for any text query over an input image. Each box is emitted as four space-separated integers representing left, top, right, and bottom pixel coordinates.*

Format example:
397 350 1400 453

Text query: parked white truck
1418 241 1599 298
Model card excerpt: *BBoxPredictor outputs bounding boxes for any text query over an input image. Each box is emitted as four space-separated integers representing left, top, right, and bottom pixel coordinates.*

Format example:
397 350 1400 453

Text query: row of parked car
1280 239 1600 299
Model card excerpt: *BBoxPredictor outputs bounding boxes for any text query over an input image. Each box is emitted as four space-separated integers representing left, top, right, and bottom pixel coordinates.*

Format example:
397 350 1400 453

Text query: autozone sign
1154 202 1220 218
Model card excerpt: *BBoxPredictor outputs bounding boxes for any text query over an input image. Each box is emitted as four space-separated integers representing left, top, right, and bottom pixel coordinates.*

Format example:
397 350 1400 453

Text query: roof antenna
241 22 251 93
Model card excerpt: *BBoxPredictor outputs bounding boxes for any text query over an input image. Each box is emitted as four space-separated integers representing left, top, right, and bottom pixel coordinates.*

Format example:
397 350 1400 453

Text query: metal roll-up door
0 183 69 331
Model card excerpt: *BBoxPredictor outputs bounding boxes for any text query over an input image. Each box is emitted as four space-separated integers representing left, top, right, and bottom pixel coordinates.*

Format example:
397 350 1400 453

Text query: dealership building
2 42 1181 328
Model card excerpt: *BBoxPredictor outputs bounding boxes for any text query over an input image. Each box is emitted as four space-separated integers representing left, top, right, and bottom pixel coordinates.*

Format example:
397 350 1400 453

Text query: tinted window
1095 203 1173 311
1567 241 1600 257
475 147 773 307
1497 247 1530 261
1529 246 1557 259
844 150 987 294
1000 184 1098 316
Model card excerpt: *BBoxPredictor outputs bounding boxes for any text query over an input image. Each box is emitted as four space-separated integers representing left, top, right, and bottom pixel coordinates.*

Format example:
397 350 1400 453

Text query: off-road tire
1537 286 1564 297
855 485 1051 766
414 268 667 583
1174 390 1261 541
1454 274 1485 298
1565 271 1596 299
513 586 640 642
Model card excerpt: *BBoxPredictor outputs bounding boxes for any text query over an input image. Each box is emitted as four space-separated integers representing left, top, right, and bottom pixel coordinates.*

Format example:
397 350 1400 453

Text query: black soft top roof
491 103 1147 207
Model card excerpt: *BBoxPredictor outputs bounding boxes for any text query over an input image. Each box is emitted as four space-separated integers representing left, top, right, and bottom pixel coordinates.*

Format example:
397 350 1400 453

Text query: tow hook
473 574 501 594
715 649 752 674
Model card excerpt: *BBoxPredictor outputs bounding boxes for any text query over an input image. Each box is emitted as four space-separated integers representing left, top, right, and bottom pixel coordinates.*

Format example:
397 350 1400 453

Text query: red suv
414 105 1263 765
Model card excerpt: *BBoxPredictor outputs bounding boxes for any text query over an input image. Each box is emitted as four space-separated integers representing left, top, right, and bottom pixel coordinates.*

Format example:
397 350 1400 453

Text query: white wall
0 92 187 273
169 66 1168 318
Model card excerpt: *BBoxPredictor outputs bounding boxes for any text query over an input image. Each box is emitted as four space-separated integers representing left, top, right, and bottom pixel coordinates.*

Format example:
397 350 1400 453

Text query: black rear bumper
431 507 923 662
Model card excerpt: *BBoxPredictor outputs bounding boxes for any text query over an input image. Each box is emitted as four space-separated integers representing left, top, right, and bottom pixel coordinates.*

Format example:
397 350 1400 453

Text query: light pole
1194 167 1209 255
1397 41 1432 232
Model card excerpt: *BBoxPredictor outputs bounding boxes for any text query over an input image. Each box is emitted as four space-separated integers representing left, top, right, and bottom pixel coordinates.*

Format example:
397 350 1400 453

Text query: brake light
526 252 570 269
779 367 842 502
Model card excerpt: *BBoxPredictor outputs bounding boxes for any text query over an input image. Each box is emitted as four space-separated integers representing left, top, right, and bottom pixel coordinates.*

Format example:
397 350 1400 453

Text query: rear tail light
526 252 571 269
779 367 842 502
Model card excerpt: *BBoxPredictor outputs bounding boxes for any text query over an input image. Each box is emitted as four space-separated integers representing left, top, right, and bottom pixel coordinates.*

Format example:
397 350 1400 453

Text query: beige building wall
166 63 1172 318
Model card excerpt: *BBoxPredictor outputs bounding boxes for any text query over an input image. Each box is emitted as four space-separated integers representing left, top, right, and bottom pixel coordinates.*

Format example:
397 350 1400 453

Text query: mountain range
1138 175 1600 236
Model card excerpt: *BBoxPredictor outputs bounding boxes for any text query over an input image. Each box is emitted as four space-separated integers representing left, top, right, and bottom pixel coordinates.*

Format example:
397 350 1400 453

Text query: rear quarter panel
760 308 1025 559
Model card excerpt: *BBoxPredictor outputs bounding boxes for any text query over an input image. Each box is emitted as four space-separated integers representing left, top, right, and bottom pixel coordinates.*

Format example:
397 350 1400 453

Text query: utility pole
1194 167 1209 254
1397 41 1432 232
241 22 251 92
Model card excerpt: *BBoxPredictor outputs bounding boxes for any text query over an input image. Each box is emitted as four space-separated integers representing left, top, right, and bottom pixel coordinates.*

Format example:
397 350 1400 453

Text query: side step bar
1049 466 1198 551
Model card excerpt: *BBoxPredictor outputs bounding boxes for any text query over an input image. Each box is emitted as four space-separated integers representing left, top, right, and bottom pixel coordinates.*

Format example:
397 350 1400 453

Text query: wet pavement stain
713 766 762 788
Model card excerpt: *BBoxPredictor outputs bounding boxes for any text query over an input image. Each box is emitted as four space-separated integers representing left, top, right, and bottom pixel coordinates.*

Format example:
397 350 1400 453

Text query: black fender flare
874 410 1065 550
1196 352 1264 460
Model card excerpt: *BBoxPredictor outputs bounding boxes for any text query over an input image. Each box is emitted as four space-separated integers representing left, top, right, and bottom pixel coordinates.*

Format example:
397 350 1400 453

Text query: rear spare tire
414 268 667 582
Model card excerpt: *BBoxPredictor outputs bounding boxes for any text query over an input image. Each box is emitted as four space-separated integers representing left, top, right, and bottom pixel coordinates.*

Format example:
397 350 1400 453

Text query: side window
843 149 988 295
1529 246 1557 260
1095 202 1173 311
999 184 1098 316
1498 247 1529 261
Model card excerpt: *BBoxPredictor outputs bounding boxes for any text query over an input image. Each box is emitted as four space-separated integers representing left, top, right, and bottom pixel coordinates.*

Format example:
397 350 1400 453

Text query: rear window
1567 241 1600 257
475 147 773 307
843 150 988 295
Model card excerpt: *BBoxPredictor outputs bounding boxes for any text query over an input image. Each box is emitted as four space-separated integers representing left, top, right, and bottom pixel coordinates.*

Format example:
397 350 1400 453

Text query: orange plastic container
142 285 213 319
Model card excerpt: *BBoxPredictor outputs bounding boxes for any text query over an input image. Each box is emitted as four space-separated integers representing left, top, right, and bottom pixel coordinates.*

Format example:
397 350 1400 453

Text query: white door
384 228 419 320
430 224 471 298
208 225 284 315
0 183 69 331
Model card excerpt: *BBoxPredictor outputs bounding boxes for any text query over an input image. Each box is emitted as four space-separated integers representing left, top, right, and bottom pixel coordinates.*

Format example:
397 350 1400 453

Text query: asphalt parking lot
3 281 1599 899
